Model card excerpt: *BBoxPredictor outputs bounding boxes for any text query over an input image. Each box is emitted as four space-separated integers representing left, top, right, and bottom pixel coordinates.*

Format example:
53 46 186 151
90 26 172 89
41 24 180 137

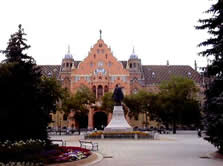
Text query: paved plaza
50 132 223 166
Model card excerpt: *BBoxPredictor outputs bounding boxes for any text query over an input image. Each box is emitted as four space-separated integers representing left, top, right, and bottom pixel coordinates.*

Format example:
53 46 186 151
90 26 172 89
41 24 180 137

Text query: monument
104 84 133 132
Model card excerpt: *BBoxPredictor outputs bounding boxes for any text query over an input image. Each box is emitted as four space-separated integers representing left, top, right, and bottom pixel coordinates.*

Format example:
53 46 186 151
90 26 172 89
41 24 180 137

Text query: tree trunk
173 119 176 134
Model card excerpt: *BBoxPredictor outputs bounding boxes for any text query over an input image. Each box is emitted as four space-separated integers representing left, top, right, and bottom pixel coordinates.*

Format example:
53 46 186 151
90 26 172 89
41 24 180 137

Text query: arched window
97 85 103 98
104 85 109 93
92 86 96 97
133 63 136 68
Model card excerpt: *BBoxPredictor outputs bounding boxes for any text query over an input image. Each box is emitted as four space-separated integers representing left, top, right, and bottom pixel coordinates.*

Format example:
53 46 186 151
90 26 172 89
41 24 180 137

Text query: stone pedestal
104 106 133 132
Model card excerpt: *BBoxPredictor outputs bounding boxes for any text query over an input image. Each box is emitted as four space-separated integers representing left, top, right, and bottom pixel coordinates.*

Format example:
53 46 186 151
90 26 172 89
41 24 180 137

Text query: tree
196 0 223 153
0 25 62 142
157 76 201 134
124 90 157 127
61 84 96 130
101 92 115 113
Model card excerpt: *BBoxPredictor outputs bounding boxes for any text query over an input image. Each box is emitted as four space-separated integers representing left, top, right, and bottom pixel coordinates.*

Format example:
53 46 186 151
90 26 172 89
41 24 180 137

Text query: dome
130 53 138 59
64 45 74 59
64 53 73 59
129 47 138 59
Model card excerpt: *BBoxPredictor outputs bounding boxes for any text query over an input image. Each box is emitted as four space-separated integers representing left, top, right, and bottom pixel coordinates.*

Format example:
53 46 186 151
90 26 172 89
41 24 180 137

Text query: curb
206 151 223 160
84 152 104 166
46 151 104 166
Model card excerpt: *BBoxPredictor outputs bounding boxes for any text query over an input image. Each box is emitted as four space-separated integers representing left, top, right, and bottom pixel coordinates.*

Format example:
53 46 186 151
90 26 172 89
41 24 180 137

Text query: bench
51 139 66 146
79 140 98 151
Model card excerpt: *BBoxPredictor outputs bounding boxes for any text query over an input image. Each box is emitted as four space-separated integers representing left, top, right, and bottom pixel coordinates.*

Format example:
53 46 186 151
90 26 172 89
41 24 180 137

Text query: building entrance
93 112 107 130
75 113 88 129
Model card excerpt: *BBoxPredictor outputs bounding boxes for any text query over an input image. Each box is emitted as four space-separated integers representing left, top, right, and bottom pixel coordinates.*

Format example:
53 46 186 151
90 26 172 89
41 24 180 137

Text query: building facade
40 36 203 130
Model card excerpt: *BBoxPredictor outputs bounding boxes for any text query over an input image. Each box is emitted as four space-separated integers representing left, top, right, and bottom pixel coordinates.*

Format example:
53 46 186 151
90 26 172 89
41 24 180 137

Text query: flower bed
0 139 91 165
42 146 91 164
86 131 153 139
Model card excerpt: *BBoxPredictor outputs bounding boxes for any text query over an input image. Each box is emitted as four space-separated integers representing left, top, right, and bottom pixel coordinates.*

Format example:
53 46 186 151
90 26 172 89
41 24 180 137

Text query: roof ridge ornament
99 29 102 40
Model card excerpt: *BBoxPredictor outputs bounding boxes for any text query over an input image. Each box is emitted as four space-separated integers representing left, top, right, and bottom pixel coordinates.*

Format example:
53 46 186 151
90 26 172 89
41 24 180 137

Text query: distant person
198 128 202 137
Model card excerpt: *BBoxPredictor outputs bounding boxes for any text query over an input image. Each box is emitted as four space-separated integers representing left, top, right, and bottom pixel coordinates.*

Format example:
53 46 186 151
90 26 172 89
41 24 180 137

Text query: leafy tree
124 91 145 119
101 92 115 113
196 0 223 153
0 25 62 142
157 76 201 134
124 90 158 128
61 84 96 130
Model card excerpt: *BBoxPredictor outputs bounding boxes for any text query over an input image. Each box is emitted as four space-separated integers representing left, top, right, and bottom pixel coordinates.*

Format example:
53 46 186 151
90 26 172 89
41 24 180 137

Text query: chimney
166 60 169 66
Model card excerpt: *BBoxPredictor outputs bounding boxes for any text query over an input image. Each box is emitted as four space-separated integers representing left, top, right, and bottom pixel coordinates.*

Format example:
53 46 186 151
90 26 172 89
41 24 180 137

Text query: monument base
104 106 133 132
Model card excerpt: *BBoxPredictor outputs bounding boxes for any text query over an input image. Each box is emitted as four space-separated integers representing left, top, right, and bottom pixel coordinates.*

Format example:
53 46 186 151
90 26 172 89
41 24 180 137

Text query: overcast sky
0 0 214 69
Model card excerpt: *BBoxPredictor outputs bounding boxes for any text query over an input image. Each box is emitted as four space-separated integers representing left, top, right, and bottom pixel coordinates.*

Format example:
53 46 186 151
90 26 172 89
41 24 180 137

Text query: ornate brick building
40 36 202 130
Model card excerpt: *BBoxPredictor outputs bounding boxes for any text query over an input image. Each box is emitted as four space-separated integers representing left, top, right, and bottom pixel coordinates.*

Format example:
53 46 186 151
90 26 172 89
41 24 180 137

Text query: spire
68 45 70 54
130 46 138 59
64 45 73 59
194 60 197 71
132 46 135 54
99 29 102 39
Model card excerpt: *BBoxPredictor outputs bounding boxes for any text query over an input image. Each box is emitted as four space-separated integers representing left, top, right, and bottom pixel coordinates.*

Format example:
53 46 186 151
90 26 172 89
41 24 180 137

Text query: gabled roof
38 65 61 78
142 65 202 85
38 64 202 86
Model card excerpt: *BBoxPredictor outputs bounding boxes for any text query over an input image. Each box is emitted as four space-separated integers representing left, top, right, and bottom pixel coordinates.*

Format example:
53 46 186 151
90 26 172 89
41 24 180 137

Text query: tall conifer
196 0 223 153
0 25 61 142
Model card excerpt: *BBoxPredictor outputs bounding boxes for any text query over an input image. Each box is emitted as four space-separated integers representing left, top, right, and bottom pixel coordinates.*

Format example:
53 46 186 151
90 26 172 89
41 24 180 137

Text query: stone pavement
49 133 223 166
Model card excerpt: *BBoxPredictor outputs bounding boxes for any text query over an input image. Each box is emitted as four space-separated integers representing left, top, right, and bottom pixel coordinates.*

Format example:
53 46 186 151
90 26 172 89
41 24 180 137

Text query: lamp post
59 118 62 135
145 104 150 129
145 111 149 129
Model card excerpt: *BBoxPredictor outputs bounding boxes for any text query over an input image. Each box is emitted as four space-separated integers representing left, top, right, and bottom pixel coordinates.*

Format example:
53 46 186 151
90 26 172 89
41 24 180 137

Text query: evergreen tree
0 25 62 142
196 0 223 153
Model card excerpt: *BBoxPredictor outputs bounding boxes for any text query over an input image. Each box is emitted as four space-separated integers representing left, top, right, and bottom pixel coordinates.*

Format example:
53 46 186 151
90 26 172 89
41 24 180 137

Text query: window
104 85 109 93
130 63 132 68
74 76 80 82
98 61 103 67
105 54 108 59
99 43 102 47
97 85 103 98
133 63 136 68
152 72 155 78
121 76 126 82
188 72 191 77
111 76 116 82
97 49 100 54
85 76 90 82
108 61 112 67
92 86 96 97
90 62 93 67
94 54 96 59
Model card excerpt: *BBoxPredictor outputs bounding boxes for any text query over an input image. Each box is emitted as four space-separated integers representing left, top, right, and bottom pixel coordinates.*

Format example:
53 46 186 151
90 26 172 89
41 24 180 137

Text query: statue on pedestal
112 84 124 106
104 84 133 132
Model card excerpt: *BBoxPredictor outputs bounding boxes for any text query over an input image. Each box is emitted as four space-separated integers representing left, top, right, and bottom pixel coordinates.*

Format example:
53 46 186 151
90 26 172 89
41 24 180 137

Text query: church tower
127 48 143 81
59 46 74 90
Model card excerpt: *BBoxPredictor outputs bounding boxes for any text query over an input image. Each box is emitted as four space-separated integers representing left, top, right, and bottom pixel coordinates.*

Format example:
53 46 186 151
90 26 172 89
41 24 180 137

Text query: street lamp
145 104 150 129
